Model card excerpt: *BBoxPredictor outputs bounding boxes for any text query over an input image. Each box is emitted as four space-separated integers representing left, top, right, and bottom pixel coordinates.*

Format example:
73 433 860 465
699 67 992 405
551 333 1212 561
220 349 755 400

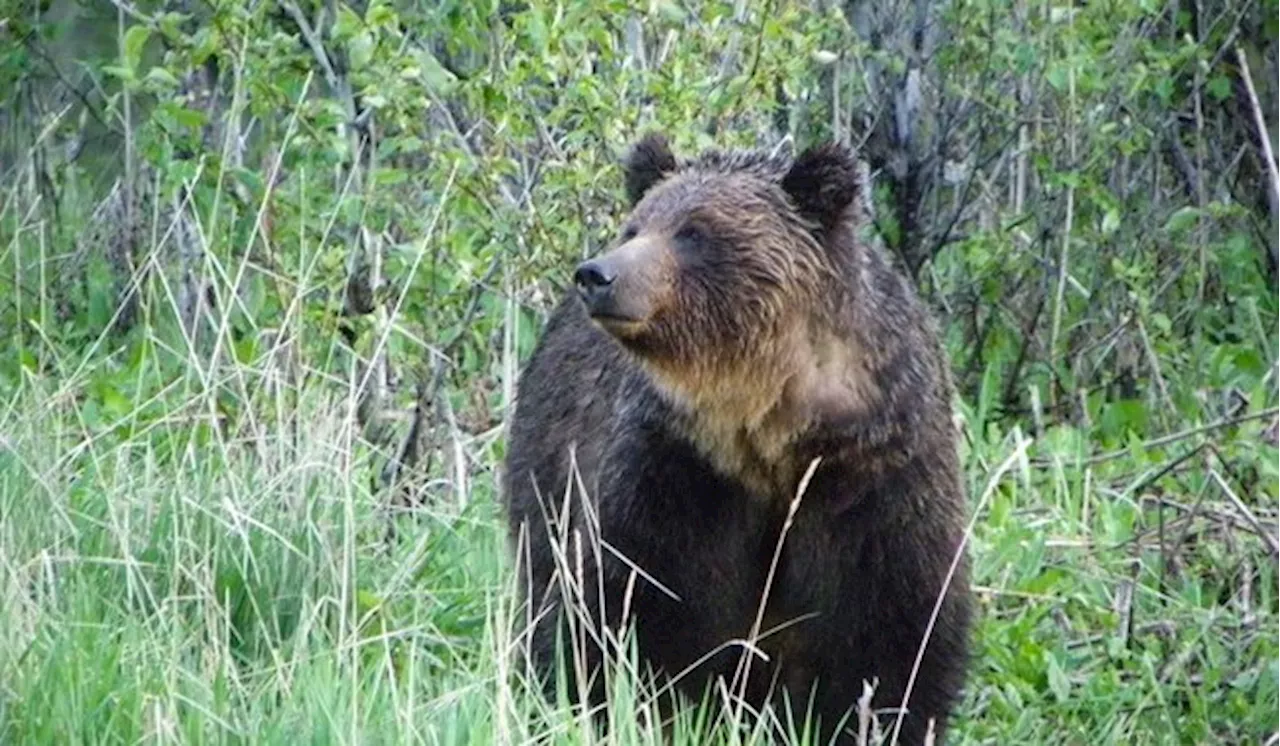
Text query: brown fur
503 132 973 745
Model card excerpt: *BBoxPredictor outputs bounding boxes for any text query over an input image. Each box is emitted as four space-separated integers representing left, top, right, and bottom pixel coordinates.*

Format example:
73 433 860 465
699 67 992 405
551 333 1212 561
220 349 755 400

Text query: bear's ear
780 143 859 232
624 132 679 207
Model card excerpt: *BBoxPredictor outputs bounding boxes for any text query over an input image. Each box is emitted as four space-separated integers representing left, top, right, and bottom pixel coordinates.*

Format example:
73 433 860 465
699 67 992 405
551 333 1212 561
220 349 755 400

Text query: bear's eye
674 224 705 243
620 225 638 242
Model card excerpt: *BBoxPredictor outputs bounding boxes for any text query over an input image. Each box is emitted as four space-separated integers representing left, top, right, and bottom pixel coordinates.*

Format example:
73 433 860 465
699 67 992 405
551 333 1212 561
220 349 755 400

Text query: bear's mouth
589 312 648 339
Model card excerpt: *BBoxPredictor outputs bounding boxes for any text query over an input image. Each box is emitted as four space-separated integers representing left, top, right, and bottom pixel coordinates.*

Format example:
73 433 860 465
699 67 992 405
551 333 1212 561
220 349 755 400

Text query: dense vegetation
1 0 1276 743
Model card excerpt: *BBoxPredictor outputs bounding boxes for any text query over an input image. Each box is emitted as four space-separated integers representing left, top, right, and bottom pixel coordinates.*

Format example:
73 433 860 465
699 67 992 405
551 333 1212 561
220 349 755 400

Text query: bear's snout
573 238 668 334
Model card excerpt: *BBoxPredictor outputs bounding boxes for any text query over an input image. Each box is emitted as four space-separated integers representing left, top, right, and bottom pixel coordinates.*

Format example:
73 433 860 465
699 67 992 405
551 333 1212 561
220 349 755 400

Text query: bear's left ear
780 143 860 232
624 132 679 207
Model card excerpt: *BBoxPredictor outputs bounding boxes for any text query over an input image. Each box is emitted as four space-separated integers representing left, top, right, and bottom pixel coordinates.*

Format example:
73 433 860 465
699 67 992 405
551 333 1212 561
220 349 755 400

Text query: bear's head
574 132 865 424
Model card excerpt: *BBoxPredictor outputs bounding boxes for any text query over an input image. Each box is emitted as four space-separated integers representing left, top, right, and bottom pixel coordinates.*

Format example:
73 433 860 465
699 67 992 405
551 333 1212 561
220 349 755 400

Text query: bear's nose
574 260 615 291
573 260 616 309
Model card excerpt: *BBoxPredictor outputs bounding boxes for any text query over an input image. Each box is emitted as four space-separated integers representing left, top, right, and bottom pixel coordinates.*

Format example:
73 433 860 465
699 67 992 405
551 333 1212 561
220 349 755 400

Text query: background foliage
0 0 1277 743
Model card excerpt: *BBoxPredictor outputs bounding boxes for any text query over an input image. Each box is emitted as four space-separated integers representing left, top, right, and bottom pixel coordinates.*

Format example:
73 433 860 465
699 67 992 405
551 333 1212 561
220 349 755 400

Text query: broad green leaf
123 24 150 72
417 49 458 94
349 31 374 70
1164 205 1202 234
1101 208 1121 235
102 64 135 83
144 66 179 88
1206 75 1232 101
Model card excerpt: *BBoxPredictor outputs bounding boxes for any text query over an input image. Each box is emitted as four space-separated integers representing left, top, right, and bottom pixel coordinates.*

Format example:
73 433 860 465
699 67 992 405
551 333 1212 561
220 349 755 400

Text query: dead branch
1209 470 1280 558
1031 406 1280 467
1234 46 1279 266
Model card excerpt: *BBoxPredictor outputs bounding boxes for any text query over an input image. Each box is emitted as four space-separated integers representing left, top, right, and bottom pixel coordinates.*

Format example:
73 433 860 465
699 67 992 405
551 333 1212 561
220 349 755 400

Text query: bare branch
278 0 341 95
1234 46 1279 265
1209 469 1280 558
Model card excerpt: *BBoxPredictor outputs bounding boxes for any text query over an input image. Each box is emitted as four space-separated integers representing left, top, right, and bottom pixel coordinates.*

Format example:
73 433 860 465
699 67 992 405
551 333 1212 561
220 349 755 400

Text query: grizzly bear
502 133 972 745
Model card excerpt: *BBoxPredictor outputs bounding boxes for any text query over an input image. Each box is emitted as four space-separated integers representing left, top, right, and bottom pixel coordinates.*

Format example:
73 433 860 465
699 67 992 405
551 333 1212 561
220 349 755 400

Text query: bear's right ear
624 132 678 207
780 142 859 233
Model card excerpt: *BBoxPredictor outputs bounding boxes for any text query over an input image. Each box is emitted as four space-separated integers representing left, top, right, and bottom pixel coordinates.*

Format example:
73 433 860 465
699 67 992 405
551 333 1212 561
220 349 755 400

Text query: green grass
0 313 1275 745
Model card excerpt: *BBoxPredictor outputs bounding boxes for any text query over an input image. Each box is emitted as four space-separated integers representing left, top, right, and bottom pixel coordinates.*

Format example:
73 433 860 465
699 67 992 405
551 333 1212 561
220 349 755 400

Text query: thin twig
1209 470 1280 558
1031 406 1279 467
104 0 153 25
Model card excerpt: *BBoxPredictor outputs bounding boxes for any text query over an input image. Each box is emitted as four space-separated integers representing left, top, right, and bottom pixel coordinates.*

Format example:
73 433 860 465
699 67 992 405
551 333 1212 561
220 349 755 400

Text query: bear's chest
677 413 811 502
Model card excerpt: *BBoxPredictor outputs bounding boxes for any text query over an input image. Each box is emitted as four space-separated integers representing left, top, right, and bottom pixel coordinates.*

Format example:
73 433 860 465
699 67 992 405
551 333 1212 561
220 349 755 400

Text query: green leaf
812 49 838 66
102 65 136 83
1206 75 1232 101
1232 347 1266 376
375 168 407 186
157 101 208 130
144 66 179 88
1164 205 1202 234
1101 208 1120 235
80 398 102 431
123 24 151 72
192 27 220 65
1046 64 1069 91
366 0 397 27
98 382 131 419
349 31 374 70
417 49 458 94
1151 312 1172 335
1044 652 1070 702
526 8 548 51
